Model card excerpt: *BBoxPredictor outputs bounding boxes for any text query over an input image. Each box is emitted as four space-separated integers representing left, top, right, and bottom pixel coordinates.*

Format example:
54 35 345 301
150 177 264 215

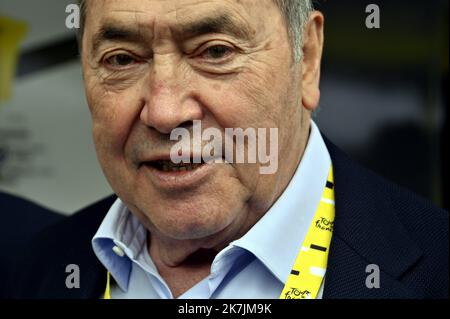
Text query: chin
148 199 238 241
152 216 226 241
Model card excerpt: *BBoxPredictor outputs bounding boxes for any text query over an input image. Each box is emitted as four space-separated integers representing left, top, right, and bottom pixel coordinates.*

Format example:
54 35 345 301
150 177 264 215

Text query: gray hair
78 0 313 62
275 0 313 61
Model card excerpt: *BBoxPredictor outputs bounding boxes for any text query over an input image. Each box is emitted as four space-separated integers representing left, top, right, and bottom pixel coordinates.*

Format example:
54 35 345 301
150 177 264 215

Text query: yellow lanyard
103 267 111 299
104 167 335 300
279 166 335 299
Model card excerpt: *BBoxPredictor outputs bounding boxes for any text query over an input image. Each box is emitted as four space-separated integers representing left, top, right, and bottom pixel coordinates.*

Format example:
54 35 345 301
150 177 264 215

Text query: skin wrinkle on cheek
90 86 136 171
100 67 149 92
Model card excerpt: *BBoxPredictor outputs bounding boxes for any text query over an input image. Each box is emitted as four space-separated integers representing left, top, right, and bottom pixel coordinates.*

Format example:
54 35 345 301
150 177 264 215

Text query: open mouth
145 159 206 172
140 156 219 189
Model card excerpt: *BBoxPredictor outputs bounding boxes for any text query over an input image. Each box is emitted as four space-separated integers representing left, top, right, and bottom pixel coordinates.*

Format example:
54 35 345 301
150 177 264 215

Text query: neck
147 221 256 298
147 208 256 268
149 237 219 298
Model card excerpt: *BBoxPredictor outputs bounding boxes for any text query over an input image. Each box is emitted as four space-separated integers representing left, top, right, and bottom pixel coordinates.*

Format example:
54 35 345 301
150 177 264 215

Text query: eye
104 53 137 68
199 45 234 61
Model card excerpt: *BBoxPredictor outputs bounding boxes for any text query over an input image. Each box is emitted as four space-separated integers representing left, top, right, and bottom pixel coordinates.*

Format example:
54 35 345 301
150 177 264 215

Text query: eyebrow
92 25 144 53
175 14 253 40
91 13 253 54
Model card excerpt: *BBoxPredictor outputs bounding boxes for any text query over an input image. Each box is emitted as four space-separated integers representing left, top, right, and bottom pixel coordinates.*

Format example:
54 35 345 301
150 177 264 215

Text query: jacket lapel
323 139 423 298
35 248 106 299
35 196 116 299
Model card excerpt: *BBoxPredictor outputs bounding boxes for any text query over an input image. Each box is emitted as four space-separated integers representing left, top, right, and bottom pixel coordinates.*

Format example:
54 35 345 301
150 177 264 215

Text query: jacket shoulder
387 181 449 297
6 195 116 299
326 138 448 298
0 192 64 298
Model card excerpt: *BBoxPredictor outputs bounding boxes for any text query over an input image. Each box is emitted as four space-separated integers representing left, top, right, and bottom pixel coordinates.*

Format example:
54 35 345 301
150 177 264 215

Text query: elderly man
7 0 448 299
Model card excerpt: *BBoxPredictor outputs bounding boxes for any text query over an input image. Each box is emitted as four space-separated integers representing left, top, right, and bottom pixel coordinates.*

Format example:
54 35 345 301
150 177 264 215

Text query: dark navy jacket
4 141 449 298
0 192 64 298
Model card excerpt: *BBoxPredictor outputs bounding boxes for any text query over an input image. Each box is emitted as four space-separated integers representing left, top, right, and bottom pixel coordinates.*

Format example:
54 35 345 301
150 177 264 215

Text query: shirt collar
92 120 331 290
230 120 331 283
92 199 147 291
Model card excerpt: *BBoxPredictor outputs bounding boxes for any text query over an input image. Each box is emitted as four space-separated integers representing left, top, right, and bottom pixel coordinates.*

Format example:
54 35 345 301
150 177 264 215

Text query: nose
140 58 203 134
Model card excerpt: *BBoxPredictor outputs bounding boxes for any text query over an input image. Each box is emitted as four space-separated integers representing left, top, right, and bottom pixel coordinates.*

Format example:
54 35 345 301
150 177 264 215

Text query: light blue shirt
92 121 331 299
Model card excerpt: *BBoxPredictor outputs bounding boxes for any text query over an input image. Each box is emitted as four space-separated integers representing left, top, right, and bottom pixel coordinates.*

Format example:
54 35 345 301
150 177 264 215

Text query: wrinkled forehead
81 0 280 39
83 0 275 16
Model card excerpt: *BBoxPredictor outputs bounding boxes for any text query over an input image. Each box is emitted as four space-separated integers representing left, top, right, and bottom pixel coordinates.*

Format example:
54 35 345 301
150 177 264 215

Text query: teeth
158 161 203 172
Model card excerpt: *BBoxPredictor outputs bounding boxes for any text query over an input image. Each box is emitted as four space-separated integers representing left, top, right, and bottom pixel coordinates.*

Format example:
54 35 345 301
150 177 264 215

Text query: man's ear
301 11 324 111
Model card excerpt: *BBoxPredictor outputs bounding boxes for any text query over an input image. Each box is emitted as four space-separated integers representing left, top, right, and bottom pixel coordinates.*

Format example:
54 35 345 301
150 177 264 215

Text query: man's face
82 0 321 243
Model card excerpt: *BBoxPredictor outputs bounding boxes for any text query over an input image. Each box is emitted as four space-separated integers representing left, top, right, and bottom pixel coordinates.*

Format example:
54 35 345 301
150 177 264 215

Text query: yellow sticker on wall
0 16 28 103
